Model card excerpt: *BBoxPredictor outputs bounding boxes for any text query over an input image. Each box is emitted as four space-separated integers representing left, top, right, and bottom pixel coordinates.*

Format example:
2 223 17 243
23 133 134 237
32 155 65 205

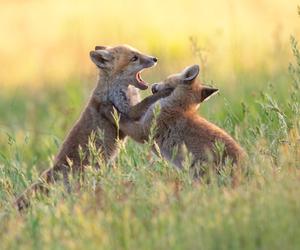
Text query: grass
1 6 300 249
0 49 299 249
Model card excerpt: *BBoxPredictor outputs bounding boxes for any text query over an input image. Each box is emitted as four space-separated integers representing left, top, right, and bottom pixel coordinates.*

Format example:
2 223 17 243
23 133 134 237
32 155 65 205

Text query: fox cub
15 45 170 210
106 65 246 170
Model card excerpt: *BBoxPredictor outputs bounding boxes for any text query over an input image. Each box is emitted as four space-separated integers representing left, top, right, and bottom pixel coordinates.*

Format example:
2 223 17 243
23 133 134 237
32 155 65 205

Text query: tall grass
1 2 300 250
0 36 299 250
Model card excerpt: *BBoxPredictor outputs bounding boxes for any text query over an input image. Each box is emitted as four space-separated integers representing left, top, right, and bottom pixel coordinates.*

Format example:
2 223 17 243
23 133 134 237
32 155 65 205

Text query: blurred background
0 0 299 88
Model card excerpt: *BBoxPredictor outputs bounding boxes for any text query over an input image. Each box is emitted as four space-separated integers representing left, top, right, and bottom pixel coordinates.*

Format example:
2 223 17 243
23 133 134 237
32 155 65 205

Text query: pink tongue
137 81 148 90
136 72 148 90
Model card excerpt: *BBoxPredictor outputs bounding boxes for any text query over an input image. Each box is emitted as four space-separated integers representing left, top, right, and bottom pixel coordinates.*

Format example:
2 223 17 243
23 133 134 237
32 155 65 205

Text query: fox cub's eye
130 55 138 62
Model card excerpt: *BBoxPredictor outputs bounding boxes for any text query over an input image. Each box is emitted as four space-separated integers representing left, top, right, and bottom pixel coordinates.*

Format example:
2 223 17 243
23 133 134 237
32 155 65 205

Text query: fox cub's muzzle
141 56 158 69
151 83 174 95
151 83 160 94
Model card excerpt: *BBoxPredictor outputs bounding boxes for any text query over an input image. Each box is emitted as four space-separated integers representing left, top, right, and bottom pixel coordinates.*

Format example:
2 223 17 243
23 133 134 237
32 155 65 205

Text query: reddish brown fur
106 65 246 171
14 45 169 210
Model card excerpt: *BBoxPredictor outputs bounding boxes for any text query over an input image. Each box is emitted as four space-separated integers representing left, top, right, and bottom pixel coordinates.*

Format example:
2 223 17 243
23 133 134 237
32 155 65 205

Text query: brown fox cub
107 65 246 169
15 45 170 210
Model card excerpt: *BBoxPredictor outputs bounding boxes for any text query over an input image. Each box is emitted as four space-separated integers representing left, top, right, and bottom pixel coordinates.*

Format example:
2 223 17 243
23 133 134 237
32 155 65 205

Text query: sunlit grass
0 35 299 249
0 1 300 249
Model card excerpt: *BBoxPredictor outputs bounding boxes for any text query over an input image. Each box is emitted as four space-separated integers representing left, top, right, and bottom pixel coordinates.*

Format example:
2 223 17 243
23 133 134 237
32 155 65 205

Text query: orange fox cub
15 45 169 210
110 65 246 170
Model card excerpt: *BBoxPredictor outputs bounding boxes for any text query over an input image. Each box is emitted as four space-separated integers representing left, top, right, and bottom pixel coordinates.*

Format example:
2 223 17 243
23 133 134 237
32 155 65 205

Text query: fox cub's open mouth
134 57 157 90
135 70 148 90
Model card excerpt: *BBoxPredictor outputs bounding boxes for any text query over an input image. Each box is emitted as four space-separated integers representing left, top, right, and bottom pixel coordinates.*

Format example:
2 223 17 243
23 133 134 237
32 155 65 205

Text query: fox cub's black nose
151 84 158 94
152 57 158 63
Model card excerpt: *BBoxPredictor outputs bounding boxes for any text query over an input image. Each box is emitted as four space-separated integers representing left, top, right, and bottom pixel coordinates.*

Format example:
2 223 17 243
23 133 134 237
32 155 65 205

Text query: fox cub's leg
14 163 74 211
102 105 148 143
120 120 147 143
127 88 172 120
102 89 171 142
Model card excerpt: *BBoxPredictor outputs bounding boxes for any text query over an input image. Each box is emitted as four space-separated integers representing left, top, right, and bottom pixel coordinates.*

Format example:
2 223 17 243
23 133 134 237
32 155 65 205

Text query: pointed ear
90 49 112 69
181 64 200 84
201 86 219 102
95 45 107 50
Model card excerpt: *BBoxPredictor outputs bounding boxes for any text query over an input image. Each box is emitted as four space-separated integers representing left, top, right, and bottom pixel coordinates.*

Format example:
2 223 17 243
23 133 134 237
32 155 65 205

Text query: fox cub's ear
181 64 200 83
95 45 107 50
90 49 113 69
201 86 219 102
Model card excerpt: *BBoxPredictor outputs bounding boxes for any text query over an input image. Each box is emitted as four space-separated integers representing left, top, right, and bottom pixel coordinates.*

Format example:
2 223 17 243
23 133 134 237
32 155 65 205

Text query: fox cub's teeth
136 72 145 84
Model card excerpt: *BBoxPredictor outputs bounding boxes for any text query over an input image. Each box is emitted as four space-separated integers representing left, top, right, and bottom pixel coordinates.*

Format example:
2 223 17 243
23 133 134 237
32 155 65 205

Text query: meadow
0 1 300 249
